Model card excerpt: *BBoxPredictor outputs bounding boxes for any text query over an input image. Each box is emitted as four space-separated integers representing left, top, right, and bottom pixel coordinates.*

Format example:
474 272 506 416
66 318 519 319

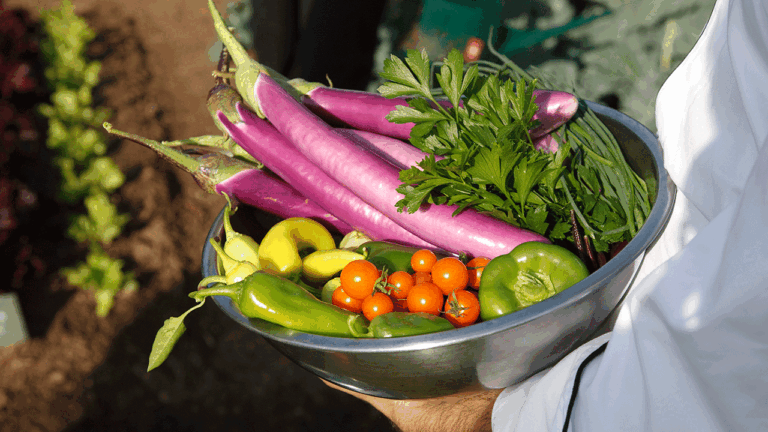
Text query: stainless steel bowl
201 101 676 399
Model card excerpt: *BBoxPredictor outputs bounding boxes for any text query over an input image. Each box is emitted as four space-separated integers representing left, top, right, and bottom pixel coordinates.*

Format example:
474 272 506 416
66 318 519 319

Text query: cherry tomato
387 271 414 300
410 249 437 273
361 292 394 321
392 297 409 312
431 257 469 295
406 282 444 316
466 257 490 289
444 290 480 327
412 271 432 285
340 260 381 300
332 287 363 313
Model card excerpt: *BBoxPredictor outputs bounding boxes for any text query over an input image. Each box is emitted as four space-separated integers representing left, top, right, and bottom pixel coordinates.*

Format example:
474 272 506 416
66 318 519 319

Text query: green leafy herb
378 48 652 252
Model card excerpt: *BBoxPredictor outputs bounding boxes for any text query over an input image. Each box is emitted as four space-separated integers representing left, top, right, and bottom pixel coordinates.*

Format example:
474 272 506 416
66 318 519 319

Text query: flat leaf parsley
378 49 651 253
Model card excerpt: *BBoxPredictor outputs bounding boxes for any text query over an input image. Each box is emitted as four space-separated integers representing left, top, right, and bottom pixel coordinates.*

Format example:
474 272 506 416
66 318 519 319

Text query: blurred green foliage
373 0 716 132
39 0 136 317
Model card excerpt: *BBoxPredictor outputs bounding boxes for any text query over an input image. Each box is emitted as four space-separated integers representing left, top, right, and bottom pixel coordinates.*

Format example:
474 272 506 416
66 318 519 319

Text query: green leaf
377 82 419 98
386 105 444 124
147 299 207 372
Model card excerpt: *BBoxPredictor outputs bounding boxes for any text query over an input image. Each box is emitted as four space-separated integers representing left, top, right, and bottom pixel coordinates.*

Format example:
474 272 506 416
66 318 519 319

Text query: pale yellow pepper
302 249 365 284
259 218 336 279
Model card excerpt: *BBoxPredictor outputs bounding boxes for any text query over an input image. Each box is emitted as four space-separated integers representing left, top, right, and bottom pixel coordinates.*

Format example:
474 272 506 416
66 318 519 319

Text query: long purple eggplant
102 123 352 234
213 100 437 249
290 78 578 142
257 73 549 258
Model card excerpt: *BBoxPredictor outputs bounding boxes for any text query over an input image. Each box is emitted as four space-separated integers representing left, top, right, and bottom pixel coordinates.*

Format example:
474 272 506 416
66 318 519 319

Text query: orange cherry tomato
431 257 469 295
361 292 394 321
412 271 432 285
444 290 480 327
340 260 381 300
391 297 409 312
332 287 363 313
466 257 490 289
406 282 444 316
410 249 437 273
387 271 414 300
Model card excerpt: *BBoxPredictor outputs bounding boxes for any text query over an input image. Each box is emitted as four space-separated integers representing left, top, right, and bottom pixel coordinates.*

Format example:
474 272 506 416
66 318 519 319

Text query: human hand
322 379 503 432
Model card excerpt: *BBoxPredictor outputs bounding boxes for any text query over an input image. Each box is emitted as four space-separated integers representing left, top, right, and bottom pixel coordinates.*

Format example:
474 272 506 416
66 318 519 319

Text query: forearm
364 389 504 432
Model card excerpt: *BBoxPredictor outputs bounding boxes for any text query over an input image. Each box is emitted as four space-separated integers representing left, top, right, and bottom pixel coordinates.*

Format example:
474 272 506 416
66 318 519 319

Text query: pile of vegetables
132 1 653 371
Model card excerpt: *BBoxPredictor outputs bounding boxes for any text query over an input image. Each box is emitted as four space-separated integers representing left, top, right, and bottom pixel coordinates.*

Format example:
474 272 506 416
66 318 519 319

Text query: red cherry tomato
391 297 409 312
410 249 437 273
387 271 414 300
361 292 394 321
444 290 480 327
431 257 469 295
412 271 432 285
332 287 363 313
406 282 443 316
340 260 381 300
466 257 490 289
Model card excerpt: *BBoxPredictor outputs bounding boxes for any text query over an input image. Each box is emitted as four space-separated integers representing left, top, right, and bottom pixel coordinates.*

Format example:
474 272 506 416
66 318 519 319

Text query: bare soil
0 1 393 430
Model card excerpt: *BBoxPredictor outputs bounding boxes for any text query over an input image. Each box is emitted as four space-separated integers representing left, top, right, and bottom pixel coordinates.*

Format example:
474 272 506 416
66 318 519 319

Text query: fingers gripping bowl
202 101 675 399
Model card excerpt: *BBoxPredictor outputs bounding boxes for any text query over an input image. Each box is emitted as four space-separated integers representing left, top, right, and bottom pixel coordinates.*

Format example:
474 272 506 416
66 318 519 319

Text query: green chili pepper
190 271 370 338
368 312 455 338
355 241 447 273
478 242 589 321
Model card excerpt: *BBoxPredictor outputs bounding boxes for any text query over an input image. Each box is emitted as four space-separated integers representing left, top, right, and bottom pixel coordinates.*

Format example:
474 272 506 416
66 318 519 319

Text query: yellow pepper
222 194 260 268
259 218 336 278
201 238 258 287
302 249 365 284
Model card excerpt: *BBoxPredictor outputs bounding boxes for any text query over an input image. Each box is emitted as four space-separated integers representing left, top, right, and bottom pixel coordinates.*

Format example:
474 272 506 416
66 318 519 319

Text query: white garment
492 0 768 430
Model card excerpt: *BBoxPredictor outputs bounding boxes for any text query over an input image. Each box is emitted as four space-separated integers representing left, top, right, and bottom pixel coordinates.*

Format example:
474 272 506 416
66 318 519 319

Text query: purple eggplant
290 78 578 142
214 103 437 249
102 123 352 233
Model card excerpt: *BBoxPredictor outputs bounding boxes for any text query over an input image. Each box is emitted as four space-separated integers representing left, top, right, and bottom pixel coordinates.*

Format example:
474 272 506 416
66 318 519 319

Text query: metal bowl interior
201 101 676 399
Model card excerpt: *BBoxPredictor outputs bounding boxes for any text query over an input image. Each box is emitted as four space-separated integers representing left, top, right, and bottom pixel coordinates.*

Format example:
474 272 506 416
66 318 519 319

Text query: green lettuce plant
39 0 136 316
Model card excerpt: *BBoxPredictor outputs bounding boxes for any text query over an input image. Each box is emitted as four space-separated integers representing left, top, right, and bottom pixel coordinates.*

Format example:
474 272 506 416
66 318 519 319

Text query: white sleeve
492 0 768 430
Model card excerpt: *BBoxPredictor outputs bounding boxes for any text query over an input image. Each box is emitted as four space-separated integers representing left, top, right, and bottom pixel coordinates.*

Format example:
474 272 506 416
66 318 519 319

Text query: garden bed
0 1 391 430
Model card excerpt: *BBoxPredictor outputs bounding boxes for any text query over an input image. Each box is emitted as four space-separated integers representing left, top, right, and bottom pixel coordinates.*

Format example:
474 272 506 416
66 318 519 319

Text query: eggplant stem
103 122 201 175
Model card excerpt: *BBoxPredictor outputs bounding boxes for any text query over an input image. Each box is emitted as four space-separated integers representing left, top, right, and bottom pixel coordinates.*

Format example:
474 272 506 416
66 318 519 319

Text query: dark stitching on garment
561 342 608 432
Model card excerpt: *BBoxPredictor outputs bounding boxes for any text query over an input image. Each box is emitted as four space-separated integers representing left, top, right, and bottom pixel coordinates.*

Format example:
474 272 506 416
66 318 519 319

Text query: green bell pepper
478 242 589 321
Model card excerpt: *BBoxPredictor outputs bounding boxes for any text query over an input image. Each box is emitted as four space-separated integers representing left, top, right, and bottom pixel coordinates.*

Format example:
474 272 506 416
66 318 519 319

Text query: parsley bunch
378 49 651 253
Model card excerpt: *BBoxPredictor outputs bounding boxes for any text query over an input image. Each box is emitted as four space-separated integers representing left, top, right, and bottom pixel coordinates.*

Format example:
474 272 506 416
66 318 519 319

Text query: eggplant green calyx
287 77 324 95
478 242 589 321
103 122 260 193
207 83 244 132
207 0 301 117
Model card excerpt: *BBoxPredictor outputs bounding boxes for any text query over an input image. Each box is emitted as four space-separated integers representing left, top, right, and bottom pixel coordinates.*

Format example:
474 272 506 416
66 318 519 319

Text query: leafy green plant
39 0 136 316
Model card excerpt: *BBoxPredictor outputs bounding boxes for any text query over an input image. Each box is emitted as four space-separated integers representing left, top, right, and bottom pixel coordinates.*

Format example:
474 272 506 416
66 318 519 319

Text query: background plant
38 0 136 317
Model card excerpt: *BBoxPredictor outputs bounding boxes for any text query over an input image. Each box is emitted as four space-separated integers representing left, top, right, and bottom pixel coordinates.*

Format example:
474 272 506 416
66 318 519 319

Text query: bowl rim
202 100 677 353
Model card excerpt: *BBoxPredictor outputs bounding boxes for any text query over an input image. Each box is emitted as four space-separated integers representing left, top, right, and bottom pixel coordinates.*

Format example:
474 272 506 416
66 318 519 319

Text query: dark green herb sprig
378 48 651 253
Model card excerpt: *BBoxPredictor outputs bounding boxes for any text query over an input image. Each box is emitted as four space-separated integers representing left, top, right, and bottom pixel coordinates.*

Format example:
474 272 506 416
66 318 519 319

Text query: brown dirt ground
1 1 393 430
